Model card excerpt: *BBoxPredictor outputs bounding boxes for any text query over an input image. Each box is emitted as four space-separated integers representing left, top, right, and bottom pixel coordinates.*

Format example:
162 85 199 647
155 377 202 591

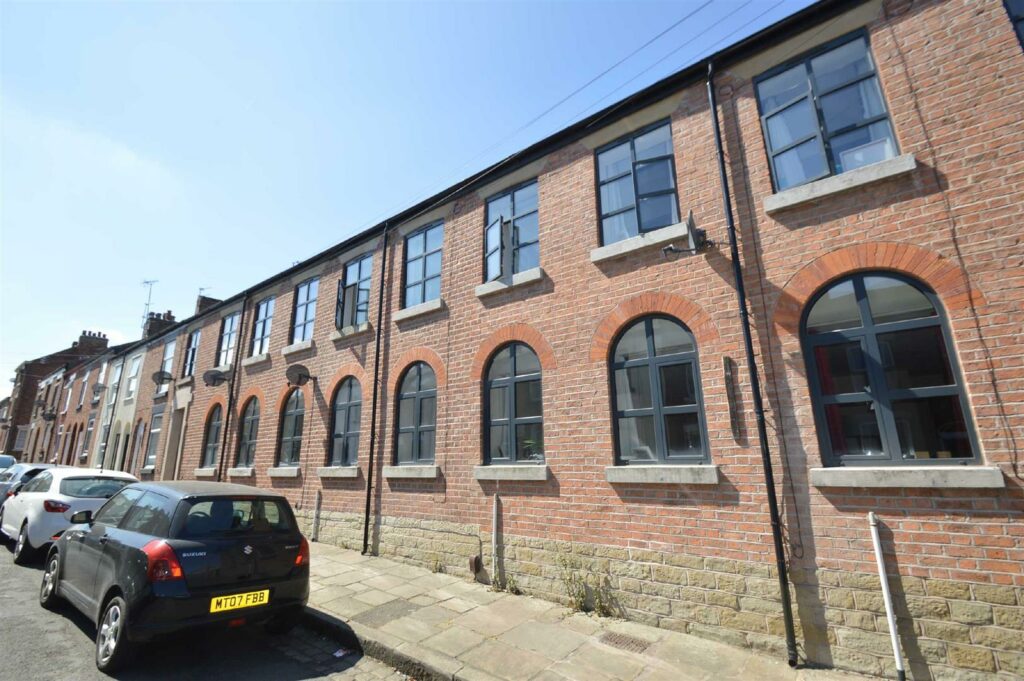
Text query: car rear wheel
96 595 135 674
40 551 63 610
13 524 36 565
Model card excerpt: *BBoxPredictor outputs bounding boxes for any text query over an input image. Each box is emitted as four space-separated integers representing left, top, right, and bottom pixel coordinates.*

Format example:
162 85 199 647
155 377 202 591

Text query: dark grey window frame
291 278 319 344
394 362 437 465
800 272 980 467
484 179 540 283
251 297 275 356
236 397 260 467
182 330 201 378
484 343 544 464
329 377 361 467
216 313 240 367
754 29 898 193
201 404 222 468
609 315 711 465
336 254 373 329
594 119 681 246
402 222 444 309
1007 0 1024 49
277 389 304 466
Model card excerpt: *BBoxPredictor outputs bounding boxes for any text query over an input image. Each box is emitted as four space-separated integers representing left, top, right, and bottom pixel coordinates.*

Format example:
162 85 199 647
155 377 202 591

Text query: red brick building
20 0 1021 677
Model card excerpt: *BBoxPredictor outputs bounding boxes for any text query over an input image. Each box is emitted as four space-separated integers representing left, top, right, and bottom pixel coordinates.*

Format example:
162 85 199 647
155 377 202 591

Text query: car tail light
43 500 71 513
142 540 184 582
295 536 310 567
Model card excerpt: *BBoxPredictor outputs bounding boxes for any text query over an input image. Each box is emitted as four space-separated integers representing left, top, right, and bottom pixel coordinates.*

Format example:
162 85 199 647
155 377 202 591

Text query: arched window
802 272 976 465
237 398 260 467
395 362 436 464
330 378 362 467
202 405 223 468
485 343 543 463
610 315 708 464
278 390 304 466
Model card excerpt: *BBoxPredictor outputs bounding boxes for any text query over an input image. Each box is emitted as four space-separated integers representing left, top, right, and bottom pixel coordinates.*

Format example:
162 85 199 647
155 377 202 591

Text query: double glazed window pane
659 364 696 406
823 403 883 458
665 413 701 458
820 78 885 133
515 381 541 418
598 143 631 178
810 37 872 91
864 275 935 324
892 396 971 460
806 279 860 333
813 343 869 395
766 98 817 149
831 120 896 173
757 64 808 110
617 416 656 462
879 327 954 389
615 367 652 410
639 194 678 231
774 140 828 190
600 176 634 214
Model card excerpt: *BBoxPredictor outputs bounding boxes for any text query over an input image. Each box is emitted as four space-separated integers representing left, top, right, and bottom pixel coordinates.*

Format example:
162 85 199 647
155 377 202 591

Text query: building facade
7 1 1022 678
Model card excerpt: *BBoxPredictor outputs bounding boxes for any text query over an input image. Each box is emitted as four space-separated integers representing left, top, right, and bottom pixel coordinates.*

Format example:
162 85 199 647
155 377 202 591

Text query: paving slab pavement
305 541 872 681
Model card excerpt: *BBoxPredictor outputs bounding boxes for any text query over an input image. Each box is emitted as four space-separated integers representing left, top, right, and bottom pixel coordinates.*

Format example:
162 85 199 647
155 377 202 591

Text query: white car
1 468 137 564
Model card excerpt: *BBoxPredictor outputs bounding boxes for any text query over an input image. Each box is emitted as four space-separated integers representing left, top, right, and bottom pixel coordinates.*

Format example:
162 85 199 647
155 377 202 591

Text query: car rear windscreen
60 477 132 498
178 497 296 538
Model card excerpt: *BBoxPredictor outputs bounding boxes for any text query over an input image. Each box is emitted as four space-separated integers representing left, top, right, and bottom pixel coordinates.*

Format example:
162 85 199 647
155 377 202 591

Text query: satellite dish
203 369 230 388
285 364 312 387
685 210 708 252
151 370 174 386
42 411 57 422
92 383 107 395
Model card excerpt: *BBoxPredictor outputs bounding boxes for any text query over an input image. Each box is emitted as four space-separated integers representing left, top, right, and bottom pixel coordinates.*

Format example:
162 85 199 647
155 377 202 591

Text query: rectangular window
124 355 142 399
336 254 373 329
144 405 165 468
485 180 540 282
217 312 240 366
183 330 201 377
251 297 275 356
108 362 123 404
81 414 96 459
755 32 897 192
403 222 443 308
157 341 175 395
13 426 27 452
62 377 74 413
1007 0 1024 48
596 121 679 246
77 370 90 409
291 278 319 343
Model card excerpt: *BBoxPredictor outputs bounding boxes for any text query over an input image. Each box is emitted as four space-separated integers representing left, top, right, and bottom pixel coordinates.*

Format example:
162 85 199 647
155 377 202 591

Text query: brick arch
771 242 983 339
388 347 447 392
589 292 720 363
237 386 266 415
470 323 556 380
324 363 369 403
202 395 229 424
275 383 313 416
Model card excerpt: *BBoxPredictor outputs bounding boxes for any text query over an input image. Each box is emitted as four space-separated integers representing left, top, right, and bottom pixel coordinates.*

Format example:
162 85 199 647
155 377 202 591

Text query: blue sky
0 0 814 398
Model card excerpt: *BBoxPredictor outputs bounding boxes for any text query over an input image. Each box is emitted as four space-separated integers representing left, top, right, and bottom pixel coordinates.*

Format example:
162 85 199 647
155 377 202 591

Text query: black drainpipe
707 61 798 667
217 292 249 482
362 222 391 554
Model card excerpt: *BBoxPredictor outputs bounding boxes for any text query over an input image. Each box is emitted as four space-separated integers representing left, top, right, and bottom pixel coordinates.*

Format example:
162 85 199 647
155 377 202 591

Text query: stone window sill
139 466 155 475
213 364 232 374
473 464 549 481
330 322 371 342
764 154 917 215
809 465 1004 489
393 298 444 322
605 464 719 485
589 220 692 263
383 465 440 479
281 339 314 358
241 353 270 368
178 376 194 387
317 466 359 478
268 466 301 478
474 268 545 299
227 467 254 477
194 467 217 478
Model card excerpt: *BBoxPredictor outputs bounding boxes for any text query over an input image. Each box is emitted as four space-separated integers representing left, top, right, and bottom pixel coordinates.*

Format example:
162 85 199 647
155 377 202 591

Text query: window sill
473 464 549 481
213 364 232 374
122 397 135 406
178 376 194 387
330 322 371 342
764 154 917 215
394 298 444 322
383 464 440 479
281 339 314 358
317 466 359 479
139 466 155 475
589 220 692 264
227 466 254 478
194 467 217 479
605 464 719 485
809 465 1004 489
153 391 168 402
241 353 270 368
474 268 546 299
267 466 301 478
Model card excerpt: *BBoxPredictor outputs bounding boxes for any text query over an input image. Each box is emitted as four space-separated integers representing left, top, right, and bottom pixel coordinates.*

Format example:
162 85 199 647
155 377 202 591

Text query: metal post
363 224 391 554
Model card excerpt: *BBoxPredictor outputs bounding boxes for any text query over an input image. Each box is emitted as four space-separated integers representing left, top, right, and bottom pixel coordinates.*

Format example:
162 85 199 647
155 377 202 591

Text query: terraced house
9 0 1023 677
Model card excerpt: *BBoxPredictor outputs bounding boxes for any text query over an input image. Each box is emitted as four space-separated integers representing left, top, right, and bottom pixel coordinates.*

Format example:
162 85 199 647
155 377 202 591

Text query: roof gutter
706 60 798 667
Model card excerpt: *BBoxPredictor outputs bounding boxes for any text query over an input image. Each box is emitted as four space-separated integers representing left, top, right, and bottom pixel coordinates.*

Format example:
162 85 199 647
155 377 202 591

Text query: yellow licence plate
209 589 270 614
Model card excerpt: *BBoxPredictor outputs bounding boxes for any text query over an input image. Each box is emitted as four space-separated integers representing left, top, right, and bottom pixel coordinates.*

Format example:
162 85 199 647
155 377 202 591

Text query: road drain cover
599 631 651 654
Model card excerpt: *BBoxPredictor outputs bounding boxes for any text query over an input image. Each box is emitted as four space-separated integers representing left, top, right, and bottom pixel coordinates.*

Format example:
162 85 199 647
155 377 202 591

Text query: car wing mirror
70 510 93 525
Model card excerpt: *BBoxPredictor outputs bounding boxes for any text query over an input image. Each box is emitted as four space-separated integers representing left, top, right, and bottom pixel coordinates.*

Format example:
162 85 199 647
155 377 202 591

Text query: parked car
39 481 310 673
0 454 17 471
0 463 56 509
1 468 136 564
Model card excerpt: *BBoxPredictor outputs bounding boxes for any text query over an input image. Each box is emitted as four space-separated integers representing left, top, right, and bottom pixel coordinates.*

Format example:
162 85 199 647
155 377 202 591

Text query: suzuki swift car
39 481 310 674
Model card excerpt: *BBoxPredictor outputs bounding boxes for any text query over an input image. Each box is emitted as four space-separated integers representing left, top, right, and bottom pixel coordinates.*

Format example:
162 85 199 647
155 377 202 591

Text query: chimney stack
195 295 223 315
78 330 110 352
143 311 177 340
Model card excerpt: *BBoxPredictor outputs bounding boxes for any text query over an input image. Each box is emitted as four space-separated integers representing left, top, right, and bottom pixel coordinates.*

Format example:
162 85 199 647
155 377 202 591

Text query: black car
39 481 310 673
